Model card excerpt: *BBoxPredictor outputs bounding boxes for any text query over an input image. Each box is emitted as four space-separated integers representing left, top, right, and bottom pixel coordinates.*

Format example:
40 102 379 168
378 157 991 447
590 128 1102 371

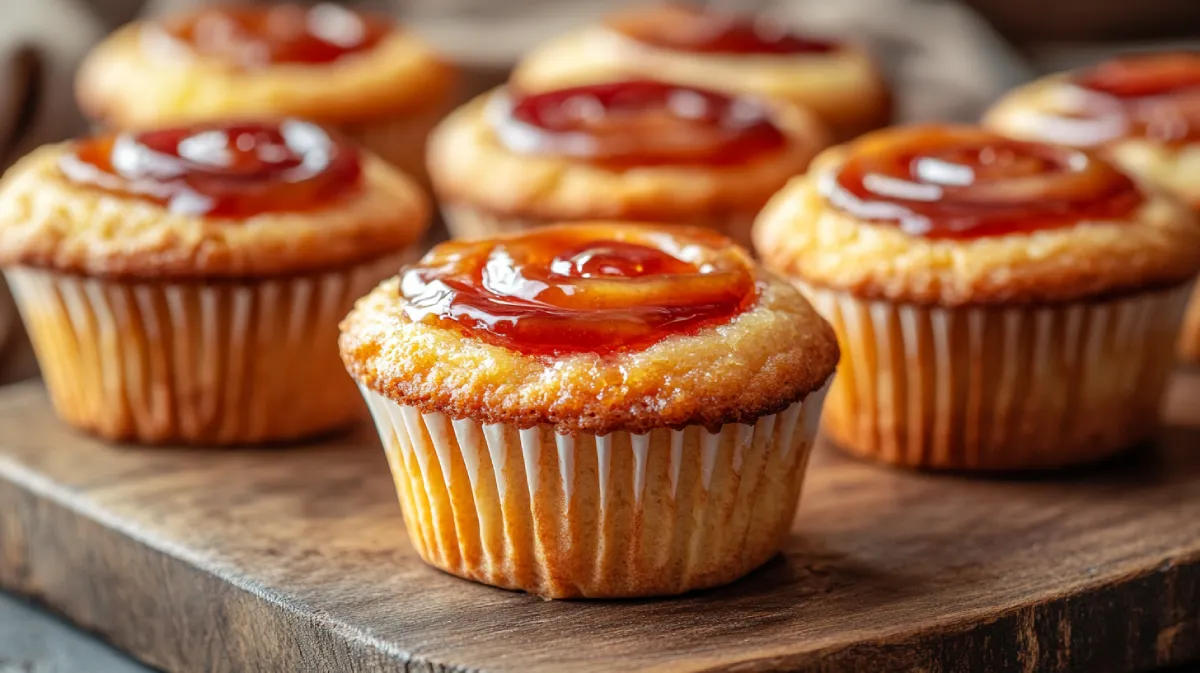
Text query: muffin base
0 279 23 382
359 384 827 598
441 202 757 249
6 252 408 445
1179 285 1200 363
801 283 1190 470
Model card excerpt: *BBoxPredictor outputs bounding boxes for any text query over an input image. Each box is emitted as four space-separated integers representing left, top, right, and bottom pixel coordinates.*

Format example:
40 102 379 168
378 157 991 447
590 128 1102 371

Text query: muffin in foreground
427 79 829 246
75 2 454 184
512 3 890 141
0 120 428 444
754 124 1200 471
340 223 838 598
983 52 1200 362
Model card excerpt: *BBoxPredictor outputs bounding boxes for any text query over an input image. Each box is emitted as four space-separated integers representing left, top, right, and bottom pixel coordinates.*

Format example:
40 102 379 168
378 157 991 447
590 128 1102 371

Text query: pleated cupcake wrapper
5 253 408 445
440 202 757 249
801 282 1192 470
0 279 18 378
1178 284 1200 363
359 383 828 598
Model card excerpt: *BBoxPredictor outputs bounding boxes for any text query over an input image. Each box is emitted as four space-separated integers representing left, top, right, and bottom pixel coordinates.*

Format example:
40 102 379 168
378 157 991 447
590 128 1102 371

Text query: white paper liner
358 382 828 598
801 282 1191 470
1179 284 1200 363
5 253 407 445
439 202 757 249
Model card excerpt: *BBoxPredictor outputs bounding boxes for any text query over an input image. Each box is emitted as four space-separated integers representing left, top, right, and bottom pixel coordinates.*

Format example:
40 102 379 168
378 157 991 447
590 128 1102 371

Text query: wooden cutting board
0 372 1198 673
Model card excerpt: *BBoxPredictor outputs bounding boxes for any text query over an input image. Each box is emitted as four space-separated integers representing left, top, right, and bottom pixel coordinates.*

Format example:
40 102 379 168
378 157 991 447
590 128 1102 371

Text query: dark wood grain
1 372 1199 673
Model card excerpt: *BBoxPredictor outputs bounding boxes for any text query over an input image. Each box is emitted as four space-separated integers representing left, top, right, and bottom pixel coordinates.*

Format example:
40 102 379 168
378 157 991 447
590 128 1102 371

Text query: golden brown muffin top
510 5 889 141
0 122 428 279
984 55 1200 208
77 5 455 128
427 84 829 223
754 125 1200 306
341 222 838 435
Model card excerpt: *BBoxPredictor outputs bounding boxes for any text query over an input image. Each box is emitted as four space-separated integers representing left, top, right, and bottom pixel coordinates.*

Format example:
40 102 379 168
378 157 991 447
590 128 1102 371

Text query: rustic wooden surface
0 372 1198 673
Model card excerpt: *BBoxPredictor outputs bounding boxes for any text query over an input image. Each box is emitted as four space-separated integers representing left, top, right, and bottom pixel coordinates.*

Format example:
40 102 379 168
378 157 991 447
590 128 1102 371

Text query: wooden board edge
0 456 476 673
7 452 1198 673
701 556 1200 672
0 371 1197 673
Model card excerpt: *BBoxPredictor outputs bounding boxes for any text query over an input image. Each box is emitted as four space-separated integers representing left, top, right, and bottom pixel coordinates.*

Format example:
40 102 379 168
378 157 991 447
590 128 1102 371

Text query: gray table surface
0 592 152 673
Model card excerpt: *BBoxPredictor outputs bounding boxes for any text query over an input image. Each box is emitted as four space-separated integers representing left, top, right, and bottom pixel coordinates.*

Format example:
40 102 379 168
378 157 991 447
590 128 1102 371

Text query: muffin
0 120 428 444
427 79 829 246
754 124 1200 471
511 3 890 142
340 222 838 598
75 2 454 184
983 51 1200 362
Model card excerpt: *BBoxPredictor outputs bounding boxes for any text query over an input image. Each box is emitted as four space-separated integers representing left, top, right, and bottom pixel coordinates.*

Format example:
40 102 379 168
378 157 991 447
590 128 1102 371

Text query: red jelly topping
822 126 1143 238
491 80 786 166
400 224 758 356
608 4 837 55
152 3 391 68
1021 53 1200 147
59 120 362 217
1077 53 1200 100
1071 52 1200 145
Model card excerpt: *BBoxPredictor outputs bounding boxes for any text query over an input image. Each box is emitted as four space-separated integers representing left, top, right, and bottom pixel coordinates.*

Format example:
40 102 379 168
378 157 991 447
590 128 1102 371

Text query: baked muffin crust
754 138 1200 306
985 76 1200 207
428 88 828 224
0 142 428 279
77 21 454 128
340 224 838 436
511 21 888 141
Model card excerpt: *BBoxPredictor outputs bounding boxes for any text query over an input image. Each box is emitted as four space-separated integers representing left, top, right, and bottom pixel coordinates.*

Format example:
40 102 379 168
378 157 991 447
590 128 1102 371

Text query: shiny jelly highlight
60 120 362 217
1014 53 1200 148
400 224 758 356
490 80 786 166
822 125 1143 238
149 3 391 68
1072 52 1200 145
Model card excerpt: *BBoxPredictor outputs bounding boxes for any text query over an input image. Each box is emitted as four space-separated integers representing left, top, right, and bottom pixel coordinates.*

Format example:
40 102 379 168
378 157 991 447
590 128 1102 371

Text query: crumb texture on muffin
427 90 828 224
0 143 429 279
77 23 455 128
754 147 1200 306
341 271 838 436
984 76 1200 208
511 25 889 140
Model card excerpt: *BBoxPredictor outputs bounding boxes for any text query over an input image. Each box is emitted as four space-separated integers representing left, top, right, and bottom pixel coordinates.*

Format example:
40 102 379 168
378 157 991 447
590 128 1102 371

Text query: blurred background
3 0 1199 168
0 0 1196 382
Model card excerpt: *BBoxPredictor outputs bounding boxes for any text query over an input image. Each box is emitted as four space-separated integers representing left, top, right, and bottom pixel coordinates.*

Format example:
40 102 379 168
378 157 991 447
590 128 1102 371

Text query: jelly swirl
1073 52 1200 144
489 80 786 166
400 224 758 356
1016 53 1200 147
148 3 391 68
59 120 362 217
607 4 837 55
821 126 1143 238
